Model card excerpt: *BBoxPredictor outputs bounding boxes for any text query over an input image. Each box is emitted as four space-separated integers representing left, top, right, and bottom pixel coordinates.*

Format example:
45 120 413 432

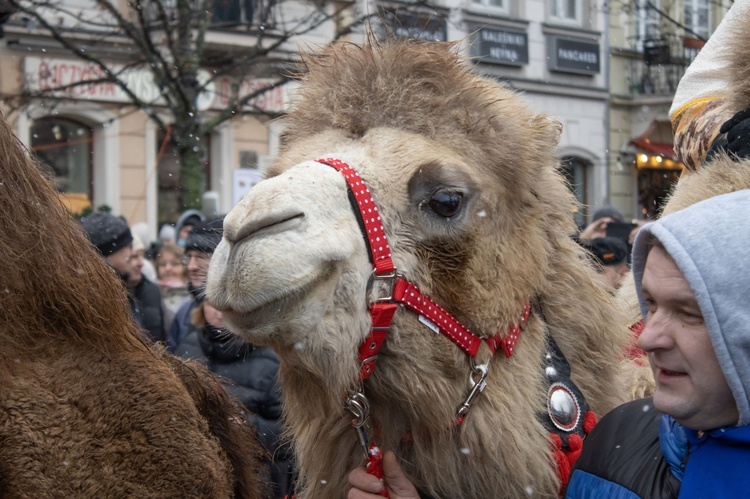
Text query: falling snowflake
460 447 470 455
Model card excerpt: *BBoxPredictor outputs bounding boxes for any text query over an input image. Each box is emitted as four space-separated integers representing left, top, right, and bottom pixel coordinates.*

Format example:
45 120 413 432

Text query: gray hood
632 189 750 426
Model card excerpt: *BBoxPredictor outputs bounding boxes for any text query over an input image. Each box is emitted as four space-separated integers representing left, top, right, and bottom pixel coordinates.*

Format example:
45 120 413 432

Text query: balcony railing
627 34 701 96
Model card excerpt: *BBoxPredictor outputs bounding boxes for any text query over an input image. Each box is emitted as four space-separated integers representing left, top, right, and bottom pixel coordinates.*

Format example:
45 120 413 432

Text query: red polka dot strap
317 158 394 275
392 279 530 358
316 158 528 369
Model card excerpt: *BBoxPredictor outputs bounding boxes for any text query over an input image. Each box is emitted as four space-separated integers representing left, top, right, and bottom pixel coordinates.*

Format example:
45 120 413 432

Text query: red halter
316 158 529 381
316 158 530 496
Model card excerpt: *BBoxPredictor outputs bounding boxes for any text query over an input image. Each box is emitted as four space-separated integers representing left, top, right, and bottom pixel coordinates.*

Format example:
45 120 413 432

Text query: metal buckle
366 270 399 306
456 361 489 418
345 391 372 460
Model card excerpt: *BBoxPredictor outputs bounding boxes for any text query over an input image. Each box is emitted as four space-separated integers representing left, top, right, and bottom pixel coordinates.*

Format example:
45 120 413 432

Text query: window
550 0 581 24
472 0 505 11
31 117 93 208
560 156 589 227
684 0 710 40
211 0 254 25
684 0 710 59
636 0 661 50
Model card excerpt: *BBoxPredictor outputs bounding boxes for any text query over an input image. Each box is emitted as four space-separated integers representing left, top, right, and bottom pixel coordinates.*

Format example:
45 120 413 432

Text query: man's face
178 225 194 244
106 245 133 278
638 245 738 430
184 250 211 288
128 249 145 285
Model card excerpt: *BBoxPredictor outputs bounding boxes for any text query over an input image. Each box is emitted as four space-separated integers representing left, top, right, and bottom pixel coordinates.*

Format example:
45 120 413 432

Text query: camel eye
428 190 463 218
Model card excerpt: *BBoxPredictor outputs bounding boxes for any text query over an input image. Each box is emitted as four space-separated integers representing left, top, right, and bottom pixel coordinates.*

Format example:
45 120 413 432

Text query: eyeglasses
181 253 211 265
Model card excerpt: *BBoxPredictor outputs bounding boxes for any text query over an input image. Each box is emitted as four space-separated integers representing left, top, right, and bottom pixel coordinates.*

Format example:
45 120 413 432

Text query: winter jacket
167 298 196 353
567 397 750 498
131 277 166 343
565 398 681 498
176 324 294 498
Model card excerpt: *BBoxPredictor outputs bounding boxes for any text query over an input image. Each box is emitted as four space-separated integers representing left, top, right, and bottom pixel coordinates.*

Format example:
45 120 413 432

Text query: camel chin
205 161 370 346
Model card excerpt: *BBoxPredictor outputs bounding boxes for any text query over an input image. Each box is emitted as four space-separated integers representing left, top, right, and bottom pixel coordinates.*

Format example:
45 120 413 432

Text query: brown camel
206 39 635 498
0 112 264 498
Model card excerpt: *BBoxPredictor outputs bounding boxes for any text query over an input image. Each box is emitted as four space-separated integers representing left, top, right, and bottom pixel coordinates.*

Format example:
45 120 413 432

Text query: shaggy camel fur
207 39 633 498
0 113 264 498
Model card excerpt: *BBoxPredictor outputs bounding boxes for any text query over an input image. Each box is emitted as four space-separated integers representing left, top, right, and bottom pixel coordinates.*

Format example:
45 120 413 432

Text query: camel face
207 127 489 355
207 155 369 346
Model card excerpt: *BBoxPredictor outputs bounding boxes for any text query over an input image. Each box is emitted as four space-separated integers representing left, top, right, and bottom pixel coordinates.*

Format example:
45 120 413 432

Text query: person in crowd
127 234 167 343
581 237 630 292
565 188 750 497
155 242 190 316
174 209 205 247
348 190 750 499
129 221 157 282
176 300 294 498
158 223 177 246
166 216 223 352
576 205 625 243
81 212 142 329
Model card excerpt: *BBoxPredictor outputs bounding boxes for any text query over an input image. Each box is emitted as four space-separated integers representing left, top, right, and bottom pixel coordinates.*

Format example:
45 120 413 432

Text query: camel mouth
216 263 334 339
230 212 305 247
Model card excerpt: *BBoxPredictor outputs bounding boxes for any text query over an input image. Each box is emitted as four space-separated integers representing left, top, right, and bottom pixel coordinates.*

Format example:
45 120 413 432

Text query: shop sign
24 57 292 113
548 37 600 75
472 27 528 66
385 11 447 42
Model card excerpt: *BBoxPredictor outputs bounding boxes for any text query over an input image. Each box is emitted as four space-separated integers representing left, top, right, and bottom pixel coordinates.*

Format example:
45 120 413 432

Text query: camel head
207 38 570 388
207 39 625 497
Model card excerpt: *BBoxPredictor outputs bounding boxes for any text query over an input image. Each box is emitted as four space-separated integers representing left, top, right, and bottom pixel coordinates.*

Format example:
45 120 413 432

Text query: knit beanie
82 212 133 257
592 205 624 223
583 237 628 266
184 217 224 255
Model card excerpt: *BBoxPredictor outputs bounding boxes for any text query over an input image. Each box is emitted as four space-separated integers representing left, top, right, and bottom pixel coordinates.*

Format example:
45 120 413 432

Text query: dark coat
176 325 294 498
167 298 196 352
131 277 166 343
566 398 681 498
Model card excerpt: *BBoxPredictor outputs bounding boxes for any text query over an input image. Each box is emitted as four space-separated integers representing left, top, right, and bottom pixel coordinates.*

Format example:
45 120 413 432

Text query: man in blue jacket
566 188 750 498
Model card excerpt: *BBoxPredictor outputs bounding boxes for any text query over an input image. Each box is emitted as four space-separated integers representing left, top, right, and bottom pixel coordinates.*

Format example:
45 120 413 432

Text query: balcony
627 34 700 97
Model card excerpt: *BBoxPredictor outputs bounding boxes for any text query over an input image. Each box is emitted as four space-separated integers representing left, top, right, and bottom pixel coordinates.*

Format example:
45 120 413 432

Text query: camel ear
531 114 562 148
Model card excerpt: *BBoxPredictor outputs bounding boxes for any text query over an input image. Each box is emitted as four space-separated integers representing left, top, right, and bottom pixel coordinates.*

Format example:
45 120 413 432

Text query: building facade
1 0 614 236
0 0 330 240
608 0 731 221
376 0 609 226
